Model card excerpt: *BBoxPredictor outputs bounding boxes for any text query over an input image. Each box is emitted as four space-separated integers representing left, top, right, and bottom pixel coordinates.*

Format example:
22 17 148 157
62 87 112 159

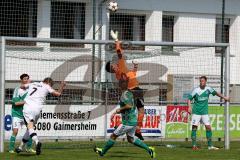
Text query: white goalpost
0 37 230 152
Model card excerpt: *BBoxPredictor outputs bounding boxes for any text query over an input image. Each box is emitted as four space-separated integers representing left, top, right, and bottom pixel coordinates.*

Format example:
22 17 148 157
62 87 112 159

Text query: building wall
117 0 240 15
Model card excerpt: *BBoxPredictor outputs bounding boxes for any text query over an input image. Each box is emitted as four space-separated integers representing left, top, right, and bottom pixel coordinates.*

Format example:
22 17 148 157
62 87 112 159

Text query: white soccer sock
29 128 39 144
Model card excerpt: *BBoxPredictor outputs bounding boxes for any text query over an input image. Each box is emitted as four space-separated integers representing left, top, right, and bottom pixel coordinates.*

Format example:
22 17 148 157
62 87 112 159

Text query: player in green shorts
9 74 35 153
188 76 229 150
94 77 156 158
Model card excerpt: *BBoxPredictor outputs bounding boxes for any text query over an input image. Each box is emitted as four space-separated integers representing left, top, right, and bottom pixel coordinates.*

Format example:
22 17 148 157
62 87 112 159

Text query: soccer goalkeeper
94 77 156 158
188 76 229 150
105 30 145 140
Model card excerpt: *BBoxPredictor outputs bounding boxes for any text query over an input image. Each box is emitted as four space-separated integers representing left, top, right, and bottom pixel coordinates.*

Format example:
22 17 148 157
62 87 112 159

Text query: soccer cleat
36 142 42 155
208 146 219 150
192 146 199 150
148 147 156 159
9 150 15 154
26 148 36 153
94 147 103 156
15 147 23 154
135 132 144 141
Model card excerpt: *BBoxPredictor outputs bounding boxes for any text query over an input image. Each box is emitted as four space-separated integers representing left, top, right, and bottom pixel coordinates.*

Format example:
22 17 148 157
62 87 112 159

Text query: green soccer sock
206 130 212 147
9 135 16 151
191 129 197 147
133 138 150 152
101 139 115 155
26 138 33 149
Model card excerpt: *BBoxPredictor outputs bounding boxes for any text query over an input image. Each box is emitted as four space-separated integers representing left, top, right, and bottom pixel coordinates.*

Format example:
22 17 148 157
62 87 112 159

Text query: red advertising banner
166 105 189 123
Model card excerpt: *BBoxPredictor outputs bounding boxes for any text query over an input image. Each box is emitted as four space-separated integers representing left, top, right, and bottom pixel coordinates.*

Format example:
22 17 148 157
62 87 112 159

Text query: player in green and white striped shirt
188 76 229 150
9 74 35 153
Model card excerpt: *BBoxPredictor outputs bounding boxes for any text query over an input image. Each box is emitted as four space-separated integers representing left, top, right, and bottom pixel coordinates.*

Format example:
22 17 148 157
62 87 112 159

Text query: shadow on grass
110 151 136 155
17 153 37 157
108 154 135 158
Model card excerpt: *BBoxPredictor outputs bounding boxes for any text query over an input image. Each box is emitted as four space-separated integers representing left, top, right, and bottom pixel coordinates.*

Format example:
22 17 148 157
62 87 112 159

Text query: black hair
20 74 29 80
200 76 207 81
43 77 54 86
105 61 111 73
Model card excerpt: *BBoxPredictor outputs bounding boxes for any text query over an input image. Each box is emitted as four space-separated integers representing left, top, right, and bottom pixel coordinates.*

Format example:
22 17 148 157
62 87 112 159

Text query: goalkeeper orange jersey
115 58 139 89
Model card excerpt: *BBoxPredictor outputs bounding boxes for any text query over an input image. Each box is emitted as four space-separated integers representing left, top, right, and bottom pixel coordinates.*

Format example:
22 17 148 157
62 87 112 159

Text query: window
0 0 37 45
109 13 145 50
162 15 174 52
51 2 85 47
159 89 167 102
5 88 14 104
215 18 230 54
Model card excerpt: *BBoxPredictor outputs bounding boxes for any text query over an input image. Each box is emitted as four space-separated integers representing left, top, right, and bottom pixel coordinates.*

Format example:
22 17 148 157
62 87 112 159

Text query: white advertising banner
4 105 105 140
107 105 167 137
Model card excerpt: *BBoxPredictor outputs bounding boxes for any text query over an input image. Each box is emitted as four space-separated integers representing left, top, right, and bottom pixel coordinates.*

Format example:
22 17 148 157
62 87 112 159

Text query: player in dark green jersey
188 76 229 150
9 74 35 153
94 78 156 158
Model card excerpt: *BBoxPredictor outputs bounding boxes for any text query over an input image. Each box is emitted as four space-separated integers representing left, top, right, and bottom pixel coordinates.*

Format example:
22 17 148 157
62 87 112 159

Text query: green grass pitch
0 141 239 160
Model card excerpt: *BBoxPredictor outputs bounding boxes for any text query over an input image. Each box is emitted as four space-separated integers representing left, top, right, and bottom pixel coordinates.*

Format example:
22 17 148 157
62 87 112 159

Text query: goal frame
0 36 230 152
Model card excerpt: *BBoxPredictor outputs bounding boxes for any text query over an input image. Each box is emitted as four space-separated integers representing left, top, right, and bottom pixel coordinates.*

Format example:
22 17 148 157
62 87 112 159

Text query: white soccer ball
108 1 118 12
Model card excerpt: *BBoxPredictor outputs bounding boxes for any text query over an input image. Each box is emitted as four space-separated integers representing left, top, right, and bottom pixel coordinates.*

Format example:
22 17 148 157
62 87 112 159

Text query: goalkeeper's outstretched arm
111 30 123 58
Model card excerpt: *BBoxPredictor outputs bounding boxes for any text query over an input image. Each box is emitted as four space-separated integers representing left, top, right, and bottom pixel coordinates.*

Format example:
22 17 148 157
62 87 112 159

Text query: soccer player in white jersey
15 77 66 155
188 76 229 150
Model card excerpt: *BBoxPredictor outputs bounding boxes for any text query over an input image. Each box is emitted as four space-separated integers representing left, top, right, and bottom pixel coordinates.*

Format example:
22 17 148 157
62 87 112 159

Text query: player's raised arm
51 81 66 97
115 41 123 58
111 30 123 58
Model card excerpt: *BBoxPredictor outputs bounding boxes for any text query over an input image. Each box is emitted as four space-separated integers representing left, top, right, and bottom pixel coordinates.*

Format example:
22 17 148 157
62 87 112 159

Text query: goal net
0 38 230 149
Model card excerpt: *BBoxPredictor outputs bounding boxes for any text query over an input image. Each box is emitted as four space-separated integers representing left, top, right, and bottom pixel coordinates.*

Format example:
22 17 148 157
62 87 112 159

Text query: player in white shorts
9 74 35 153
188 76 229 150
15 77 66 155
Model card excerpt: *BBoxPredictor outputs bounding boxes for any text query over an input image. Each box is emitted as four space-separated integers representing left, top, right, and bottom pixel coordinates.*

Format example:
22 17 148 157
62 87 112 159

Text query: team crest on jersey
198 97 208 101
